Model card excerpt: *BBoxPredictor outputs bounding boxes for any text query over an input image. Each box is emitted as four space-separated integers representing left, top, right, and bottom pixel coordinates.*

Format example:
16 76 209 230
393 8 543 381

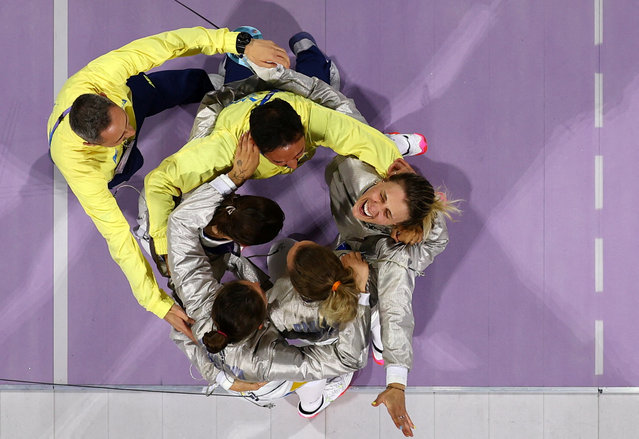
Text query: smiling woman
326 155 458 437
333 156 459 241
352 180 411 226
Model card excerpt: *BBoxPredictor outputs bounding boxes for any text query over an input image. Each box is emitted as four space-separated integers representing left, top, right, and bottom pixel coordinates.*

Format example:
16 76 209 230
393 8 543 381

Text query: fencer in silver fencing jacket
267 276 338 344
325 155 450 386
166 174 271 309
136 174 270 287
266 236 373 345
167 178 371 390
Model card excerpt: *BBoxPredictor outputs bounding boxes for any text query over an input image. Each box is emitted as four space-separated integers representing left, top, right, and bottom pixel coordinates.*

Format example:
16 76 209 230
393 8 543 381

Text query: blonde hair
387 173 461 236
289 244 360 328
421 190 462 236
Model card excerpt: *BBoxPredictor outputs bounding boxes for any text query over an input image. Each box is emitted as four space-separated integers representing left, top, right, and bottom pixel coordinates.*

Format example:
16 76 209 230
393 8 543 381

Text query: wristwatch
236 32 253 55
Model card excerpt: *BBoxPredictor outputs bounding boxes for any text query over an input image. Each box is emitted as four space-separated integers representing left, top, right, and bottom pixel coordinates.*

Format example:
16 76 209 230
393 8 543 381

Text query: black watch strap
236 32 252 55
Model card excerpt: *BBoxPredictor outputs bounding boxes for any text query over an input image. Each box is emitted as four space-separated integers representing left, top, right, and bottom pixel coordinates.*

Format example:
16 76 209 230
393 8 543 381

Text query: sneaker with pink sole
386 132 428 157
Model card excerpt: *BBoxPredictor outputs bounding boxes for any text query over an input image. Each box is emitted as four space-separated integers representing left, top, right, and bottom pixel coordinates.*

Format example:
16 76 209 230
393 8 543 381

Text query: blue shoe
228 26 263 71
289 32 318 56
289 32 341 89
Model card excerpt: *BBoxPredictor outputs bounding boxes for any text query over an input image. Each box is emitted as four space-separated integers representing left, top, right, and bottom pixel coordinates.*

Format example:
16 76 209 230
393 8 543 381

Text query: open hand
372 385 415 437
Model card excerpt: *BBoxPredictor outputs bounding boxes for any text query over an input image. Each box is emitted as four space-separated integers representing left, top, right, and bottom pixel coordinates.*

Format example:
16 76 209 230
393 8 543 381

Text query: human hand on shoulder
245 39 290 69
164 303 196 343
391 224 423 245
387 158 416 176
229 132 260 186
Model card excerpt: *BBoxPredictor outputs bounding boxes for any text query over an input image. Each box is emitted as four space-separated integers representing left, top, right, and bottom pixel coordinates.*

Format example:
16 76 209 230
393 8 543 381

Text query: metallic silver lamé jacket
174 292 370 385
267 277 337 343
167 182 371 385
325 155 450 376
166 181 270 310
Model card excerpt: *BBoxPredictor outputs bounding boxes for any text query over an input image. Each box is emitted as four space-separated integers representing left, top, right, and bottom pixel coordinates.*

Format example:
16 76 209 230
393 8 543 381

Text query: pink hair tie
331 281 341 292
436 191 447 203
217 330 228 338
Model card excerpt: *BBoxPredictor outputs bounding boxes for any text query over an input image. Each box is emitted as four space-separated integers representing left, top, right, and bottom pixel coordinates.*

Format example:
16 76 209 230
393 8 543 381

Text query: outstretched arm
247 61 367 124
81 27 282 87
372 257 416 436
60 171 174 318
309 103 401 177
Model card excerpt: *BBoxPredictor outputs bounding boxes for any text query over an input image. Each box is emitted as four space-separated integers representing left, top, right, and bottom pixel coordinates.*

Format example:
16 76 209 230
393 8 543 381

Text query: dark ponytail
202 281 267 354
209 194 285 246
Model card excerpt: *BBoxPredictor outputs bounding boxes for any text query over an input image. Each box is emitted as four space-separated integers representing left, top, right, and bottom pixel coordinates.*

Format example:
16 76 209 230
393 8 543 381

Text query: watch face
237 32 253 53
230 27 263 62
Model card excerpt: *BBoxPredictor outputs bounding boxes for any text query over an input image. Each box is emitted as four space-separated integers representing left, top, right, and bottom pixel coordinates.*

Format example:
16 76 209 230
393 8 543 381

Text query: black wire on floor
0 378 241 398
172 0 221 29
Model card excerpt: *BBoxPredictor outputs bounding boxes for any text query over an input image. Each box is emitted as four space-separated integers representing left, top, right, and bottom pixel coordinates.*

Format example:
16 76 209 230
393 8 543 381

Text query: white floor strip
595 320 604 375
595 155 603 210
595 238 603 293
53 0 69 385
595 73 603 127
4 385 639 394
594 0 603 46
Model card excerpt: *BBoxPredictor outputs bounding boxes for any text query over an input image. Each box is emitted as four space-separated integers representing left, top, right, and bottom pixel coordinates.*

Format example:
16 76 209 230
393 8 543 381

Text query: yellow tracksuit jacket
48 27 240 318
145 89 401 254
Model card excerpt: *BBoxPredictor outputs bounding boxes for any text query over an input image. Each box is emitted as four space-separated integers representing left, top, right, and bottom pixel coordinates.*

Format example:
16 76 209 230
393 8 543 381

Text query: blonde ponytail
289 243 361 327
421 190 462 236
320 280 360 327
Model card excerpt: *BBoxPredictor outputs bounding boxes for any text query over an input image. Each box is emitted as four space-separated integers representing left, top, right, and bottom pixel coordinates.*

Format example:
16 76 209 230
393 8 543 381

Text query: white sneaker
372 342 385 366
387 132 428 157
298 372 353 418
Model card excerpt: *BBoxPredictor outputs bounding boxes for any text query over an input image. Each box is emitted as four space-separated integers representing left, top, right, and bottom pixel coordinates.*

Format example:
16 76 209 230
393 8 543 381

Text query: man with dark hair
47 27 289 341
248 98 305 155
68 94 121 144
